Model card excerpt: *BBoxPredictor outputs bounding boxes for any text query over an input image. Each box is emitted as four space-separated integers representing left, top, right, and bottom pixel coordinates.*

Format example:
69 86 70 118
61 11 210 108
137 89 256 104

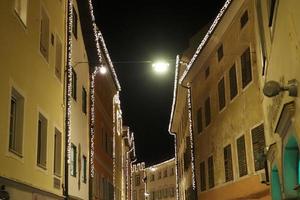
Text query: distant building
122 126 137 200
254 0 300 199
131 162 146 200
173 0 272 199
145 158 176 200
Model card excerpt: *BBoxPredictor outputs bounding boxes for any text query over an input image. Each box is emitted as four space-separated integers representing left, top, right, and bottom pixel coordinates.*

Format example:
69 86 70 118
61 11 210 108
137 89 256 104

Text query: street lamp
152 61 170 74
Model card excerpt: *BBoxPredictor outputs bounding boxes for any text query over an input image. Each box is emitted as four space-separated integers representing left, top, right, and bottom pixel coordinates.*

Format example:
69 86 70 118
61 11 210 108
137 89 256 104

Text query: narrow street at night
1 0 300 200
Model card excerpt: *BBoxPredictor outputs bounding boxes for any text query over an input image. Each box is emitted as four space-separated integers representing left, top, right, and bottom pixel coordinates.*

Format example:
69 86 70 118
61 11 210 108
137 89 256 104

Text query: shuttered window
54 128 62 176
229 64 238 99
37 113 47 168
217 44 224 62
208 156 214 188
40 7 50 61
251 124 266 171
218 77 226 110
241 47 252 88
72 6 78 39
196 107 203 134
204 97 211 127
72 68 77 100
200 161 206 191
240 10 249 28
224 144 233 182
55 35 63 81
237 135 248 177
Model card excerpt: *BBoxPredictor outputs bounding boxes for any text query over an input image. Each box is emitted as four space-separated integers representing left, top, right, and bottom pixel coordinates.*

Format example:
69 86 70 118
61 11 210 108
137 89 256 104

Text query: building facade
177 0 272 199
145 158 176 200
0 0 66 199
132 162 146 200
254 0 300 199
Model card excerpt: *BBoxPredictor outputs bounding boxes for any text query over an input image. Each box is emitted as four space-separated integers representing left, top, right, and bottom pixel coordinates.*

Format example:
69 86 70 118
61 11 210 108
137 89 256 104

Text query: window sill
9 148 23 158
37 163 47 170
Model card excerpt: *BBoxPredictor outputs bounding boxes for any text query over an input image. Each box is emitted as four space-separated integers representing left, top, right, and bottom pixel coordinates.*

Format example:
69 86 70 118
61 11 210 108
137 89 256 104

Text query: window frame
37 112 48 169
229 64 238 100
224 144 234 182
240 47 252 89
39 5 50 62
218 77 226 111
70 143 77 177
14 0 28 27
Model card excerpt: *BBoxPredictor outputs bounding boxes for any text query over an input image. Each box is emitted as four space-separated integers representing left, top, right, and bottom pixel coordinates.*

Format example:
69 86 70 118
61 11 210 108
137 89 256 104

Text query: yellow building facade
0 0 66 199
178 0 271 199
254 0 300 199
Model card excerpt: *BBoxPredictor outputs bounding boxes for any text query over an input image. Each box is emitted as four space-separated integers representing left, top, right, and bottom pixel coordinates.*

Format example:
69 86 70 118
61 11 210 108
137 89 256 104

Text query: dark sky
92 0 226 166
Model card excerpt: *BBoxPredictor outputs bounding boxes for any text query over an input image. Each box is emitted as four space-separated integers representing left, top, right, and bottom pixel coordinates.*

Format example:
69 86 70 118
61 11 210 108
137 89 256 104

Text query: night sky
92 0 226 166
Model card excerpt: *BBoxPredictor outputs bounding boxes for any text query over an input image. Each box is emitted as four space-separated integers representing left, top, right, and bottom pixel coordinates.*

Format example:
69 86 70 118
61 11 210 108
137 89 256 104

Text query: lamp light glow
152 61 169 74
99 66 107 74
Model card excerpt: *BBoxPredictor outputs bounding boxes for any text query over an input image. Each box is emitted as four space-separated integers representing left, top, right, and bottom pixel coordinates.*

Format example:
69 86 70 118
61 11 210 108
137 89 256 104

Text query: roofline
146 157 175 169
168 55 180 135
178 0 232 84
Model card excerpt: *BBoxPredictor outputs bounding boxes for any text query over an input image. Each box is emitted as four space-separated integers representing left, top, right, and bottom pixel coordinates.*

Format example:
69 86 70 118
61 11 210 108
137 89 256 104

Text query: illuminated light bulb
99 66 107 74
152 61 169 74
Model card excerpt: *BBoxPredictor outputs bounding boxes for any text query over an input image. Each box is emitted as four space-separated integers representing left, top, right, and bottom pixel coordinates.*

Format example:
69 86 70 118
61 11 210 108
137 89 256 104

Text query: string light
179 0 232 84
66 0 73 165
187 85 197 191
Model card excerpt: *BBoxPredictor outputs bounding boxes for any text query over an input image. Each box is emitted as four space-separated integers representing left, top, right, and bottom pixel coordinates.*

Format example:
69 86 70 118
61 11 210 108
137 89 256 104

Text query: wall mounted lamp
263 79 298 97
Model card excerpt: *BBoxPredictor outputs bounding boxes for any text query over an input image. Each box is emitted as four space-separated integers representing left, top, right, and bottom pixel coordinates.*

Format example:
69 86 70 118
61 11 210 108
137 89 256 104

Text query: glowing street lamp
152 61 170 74
99 66 107 74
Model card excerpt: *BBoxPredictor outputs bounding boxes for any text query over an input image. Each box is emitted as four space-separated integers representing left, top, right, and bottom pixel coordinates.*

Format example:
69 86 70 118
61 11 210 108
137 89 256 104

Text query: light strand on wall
187 85 197 191
66 0 73 164
179 0 232 84
97 31 121 91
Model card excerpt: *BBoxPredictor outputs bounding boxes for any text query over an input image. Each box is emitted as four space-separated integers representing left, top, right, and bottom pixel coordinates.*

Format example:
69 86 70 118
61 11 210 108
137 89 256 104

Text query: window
204 97 211 127
170 167 174 176
40 6 50 61
72 6 78 39
240 10 249 28
135 175 140 186
164 169 167 177
205 66 210 79
55 35 63 81
251 124 266 171
200 161 206 191
37 113 47 168
54 128 62 176
237 135 248 177
9 88 24 156
150 174 155 181
83 155 87 183
268 0 278 27
72 68 77 100
196 107 203 134
224 144 233 182
218 77 226 111
217 44 224 62
229 64 238 99
133 190 137 200
14 0 28 26
82 87 87 114
71 144 77 176
241 47 252 88
208 156 214 188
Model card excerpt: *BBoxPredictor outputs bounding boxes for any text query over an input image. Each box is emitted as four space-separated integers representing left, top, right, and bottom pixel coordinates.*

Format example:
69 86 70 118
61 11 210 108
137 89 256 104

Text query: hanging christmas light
179 0 232 84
